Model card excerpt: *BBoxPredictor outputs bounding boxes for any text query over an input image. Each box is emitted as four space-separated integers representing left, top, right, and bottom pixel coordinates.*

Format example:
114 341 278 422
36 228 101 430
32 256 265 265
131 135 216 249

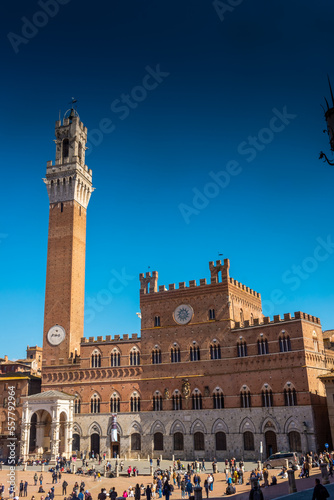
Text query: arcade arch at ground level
70 406 320 460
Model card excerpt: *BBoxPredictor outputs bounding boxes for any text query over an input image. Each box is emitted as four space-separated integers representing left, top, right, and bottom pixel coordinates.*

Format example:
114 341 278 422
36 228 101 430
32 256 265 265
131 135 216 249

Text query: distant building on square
18 110 334 462
0 347 42 460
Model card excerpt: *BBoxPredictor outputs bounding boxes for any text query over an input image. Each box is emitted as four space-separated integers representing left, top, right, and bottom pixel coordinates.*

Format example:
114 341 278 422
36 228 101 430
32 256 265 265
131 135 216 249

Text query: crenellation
179 282 186 289
231 311 322 330
159 285 167 292
189 280 196 287
169 283 175 291
199 278 207 286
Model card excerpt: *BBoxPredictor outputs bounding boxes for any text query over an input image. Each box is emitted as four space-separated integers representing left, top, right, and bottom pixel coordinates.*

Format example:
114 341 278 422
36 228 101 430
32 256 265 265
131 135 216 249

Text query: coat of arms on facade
182 379 191 399
164 388 170 400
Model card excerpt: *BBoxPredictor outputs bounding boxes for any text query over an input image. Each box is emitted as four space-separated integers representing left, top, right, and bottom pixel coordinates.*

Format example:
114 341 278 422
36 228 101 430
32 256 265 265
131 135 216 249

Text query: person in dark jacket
312 478 330 500
145 485 152 500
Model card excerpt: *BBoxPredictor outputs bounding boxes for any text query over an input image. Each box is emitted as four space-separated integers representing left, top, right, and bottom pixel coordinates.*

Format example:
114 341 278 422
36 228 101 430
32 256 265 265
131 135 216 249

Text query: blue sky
1 0 334 359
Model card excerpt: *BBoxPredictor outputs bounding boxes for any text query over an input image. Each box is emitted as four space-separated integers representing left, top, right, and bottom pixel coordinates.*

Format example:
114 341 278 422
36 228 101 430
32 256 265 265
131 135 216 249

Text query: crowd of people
2 450 334 500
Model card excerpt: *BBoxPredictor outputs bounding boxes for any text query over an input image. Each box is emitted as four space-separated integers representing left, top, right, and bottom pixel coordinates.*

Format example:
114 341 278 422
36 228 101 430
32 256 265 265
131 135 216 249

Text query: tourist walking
312 478 330 500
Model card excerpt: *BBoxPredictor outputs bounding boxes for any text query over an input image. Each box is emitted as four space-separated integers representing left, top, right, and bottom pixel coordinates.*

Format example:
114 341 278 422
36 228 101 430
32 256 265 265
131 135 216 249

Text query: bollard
138 454 140 461
23 462 27 471
150 465 154 476
124 454 127 461
194 486 202 500
257 460 262 471
212 462 217 474
148 455 150 462
287 469 297 493
172 455 175 462
41 464 44 472
160 454 162 462
321 463 330 485
71 463 76 474
115 465 119 477
284 459 289 470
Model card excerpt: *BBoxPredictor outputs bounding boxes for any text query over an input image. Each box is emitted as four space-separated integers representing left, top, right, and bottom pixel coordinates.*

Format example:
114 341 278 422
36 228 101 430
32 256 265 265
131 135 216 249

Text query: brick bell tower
42 108 93 369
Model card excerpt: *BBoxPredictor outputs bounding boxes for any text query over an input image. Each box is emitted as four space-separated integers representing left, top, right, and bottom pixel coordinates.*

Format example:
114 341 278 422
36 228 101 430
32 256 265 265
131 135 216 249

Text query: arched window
153 393 163 411
284 387 297 406
215 432 226 450
243 431 254 450
110 394 120 413
63 138 69 159
111 350 121 367
190 344 200 361
171 346 181 363
154 432 164 450
192 391 202 410
209 308 215 320
152 348 162 364
74 395 81 414
130 348 140 366
172 392 182 410
173 432 184 450
210 343 221 360
130 394 140 412
194 432 205 451
90 394 100 414
240 309 244 324
240 388 251 408
261 387 273 407
91 350 101 368
78 141 82 162
131 433 141 450
279 334 291 352
154 316 161 327
258 337 269 355
213 388 224 409
237 341 247 357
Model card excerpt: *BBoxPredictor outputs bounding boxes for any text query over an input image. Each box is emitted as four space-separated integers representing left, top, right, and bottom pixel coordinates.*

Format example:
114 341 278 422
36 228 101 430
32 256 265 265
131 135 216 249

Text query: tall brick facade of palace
20 111 334 462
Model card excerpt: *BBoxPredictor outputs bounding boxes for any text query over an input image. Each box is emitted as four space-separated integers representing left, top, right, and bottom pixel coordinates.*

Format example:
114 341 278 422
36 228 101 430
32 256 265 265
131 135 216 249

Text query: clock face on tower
173 304 194 325
47 325 66 346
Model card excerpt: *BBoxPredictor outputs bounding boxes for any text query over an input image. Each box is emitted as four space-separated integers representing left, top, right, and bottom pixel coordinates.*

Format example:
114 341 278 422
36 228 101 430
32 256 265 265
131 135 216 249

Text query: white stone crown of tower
42 112 94 208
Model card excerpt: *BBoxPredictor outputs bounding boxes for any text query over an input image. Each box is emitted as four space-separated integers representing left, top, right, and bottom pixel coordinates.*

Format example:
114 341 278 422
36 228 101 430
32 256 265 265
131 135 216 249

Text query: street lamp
320 76 334 166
